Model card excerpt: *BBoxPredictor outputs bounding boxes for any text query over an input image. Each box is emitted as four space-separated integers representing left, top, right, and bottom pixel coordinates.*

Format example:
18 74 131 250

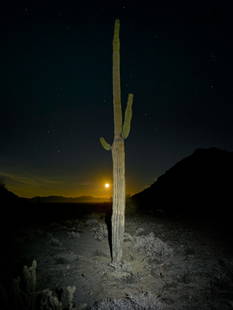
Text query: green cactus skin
99 137 112 151
100 19 134 265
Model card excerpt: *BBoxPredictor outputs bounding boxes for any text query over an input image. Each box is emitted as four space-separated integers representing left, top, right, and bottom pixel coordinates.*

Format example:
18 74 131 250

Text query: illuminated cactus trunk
100 19 134 264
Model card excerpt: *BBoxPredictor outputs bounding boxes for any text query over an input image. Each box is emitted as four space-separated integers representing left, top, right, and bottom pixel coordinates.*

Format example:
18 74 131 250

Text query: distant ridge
132 147 233 217
0 184 110 204
30 195 110 203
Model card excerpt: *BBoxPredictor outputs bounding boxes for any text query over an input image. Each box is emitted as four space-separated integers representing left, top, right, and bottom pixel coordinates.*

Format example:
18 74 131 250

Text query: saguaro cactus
100 19 134 264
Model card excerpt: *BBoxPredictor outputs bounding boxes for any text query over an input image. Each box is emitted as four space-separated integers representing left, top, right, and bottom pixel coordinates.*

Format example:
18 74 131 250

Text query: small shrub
135 227 145 236
92 250 109 258
48 234 62 247
90 223 108 241
124 232 134 242
39 289 63 310
67 231 81 239
86 219 98 226
91 291 164 309
134 232 173 261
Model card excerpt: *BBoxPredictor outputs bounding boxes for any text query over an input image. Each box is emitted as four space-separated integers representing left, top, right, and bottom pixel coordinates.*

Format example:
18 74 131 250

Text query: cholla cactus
100 19 134 264
40 289 63 310
12 260 37 310
11 260 77 310
23 259 37 295
67 286 76 310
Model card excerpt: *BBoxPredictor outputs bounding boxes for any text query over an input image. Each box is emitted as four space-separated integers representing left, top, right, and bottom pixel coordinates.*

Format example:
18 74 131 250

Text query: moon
104 183 110 189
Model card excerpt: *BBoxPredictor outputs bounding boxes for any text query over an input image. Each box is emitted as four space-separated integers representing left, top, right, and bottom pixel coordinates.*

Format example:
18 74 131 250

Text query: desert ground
1 204 233 310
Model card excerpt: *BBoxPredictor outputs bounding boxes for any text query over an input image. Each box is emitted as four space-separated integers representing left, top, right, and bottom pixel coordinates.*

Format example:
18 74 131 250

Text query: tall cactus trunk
111 19 125 264
112 138 125 263
100 19 134 265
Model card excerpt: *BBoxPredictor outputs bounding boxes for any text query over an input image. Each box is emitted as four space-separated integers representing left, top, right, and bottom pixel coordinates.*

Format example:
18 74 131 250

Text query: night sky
2 1 233 198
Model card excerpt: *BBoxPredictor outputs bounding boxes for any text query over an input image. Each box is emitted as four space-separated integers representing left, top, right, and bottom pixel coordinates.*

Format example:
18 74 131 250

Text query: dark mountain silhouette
132 147 233 218
0 183 19 203
0 183 29 237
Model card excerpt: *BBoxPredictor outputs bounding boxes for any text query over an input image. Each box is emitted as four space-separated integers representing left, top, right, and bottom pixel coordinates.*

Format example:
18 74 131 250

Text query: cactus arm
122 93 134 139
99 137 112 151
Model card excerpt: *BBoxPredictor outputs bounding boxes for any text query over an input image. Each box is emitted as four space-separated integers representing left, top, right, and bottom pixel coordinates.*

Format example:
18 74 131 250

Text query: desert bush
90 223 108 241
124 232 134 242
39 289 63 310
91 291 164 309
86 219 98 226
134 232 173 261
48 233 63 247
67 231 81 239
92 249 109 258
135 227 145 236
112 261 133 273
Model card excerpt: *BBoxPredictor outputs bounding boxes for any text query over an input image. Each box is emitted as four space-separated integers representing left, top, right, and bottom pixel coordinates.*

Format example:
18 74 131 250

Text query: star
209 51 217 63
24 7 31 17
208 80 215 89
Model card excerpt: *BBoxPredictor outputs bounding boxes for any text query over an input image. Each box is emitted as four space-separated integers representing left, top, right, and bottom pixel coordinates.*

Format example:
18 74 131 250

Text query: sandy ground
4 212 233 309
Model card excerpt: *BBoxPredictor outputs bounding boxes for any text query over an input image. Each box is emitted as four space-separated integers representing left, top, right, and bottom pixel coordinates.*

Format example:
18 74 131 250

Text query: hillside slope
132 148 233 218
